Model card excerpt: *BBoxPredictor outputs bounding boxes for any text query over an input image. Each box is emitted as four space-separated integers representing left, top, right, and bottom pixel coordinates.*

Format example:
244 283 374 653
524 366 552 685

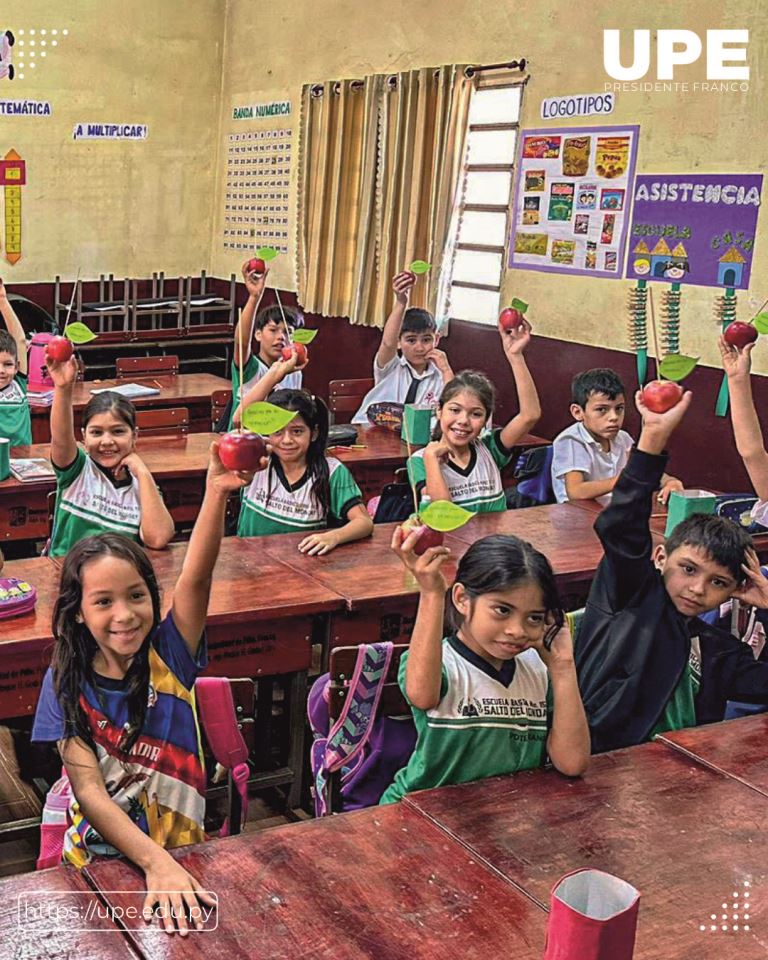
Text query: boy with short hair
575 388 768 753
352 271 453 424
229 260 305 429
551 367 682 505
0 278 31 445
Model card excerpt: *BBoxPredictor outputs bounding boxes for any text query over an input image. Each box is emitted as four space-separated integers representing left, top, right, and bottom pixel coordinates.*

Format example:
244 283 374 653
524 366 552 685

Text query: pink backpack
36 677 252 869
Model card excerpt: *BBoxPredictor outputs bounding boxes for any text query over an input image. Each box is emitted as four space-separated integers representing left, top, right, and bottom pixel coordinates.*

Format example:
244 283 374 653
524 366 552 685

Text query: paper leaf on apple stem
256 246 279 262
510 298 529 313
292 329 317 344
658 354 698 382
241 402 297 435
419 500 473 533
753 313 768 335
63 322 97 344
409 260 431 275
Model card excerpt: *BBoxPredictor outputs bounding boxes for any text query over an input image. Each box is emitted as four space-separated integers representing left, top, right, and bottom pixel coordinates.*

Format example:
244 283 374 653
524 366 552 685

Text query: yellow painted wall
1 0 224 283
213 0 768 372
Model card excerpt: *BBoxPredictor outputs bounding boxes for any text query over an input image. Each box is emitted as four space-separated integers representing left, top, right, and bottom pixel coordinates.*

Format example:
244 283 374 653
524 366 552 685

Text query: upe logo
604 30 749 81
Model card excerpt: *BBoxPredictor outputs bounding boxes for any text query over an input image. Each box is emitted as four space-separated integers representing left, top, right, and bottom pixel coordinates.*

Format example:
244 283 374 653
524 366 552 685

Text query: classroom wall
214 0 768 373
0 0 225 282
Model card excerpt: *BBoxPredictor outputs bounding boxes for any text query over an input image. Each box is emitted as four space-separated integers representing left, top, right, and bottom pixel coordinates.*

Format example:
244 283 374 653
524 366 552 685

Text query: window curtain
297 65 472 328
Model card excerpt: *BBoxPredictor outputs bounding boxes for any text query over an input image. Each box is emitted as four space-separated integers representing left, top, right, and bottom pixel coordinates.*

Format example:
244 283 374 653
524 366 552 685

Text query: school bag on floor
714 494 768 535
307 642 416 816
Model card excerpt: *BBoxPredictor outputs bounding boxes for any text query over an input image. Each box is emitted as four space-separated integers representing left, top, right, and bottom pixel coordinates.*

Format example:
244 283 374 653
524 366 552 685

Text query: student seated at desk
552 368 682 507
237 387 373 553
46 351 175 558
31 443 251 934
379 529 589 803
229 259 304 430
351 272 453 424
575 388 768 753
407 319 540 513
0 278 32 445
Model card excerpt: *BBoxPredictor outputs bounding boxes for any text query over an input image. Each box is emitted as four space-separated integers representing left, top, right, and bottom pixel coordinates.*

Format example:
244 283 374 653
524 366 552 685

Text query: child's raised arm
498 320 541 450
171 442 256 655
46 352 80 468
719 336 768 499
233 262 269 368
0 279 27 376
375 272 416 370
232 351 307 427
391 524 451 709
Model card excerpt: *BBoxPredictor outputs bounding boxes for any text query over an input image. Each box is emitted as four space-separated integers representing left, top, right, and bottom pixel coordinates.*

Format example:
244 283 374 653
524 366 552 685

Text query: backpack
326 424 358 447
0 577 37 618
507 445 555 508
36 677 251 869
372 482 414 523
714 494 768 535
307 643 416 816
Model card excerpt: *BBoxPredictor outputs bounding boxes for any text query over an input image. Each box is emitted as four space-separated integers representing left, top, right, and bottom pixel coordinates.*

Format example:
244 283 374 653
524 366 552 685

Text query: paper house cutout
717 246 747 287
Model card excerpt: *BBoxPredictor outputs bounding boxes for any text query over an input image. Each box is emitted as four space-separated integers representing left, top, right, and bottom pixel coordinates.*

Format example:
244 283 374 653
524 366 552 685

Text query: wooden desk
4 865 140 957
0 433 218 542
29 373 231 443
83 802 546 959
657 714 768 799
404 741 767 960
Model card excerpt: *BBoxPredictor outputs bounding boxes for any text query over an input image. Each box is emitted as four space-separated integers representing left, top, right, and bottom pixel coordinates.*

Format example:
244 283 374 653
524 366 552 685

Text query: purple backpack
307 643 416 816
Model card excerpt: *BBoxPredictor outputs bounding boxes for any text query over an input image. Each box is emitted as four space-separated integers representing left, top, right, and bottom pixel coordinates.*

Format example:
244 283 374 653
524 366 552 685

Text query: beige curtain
297 65 472 327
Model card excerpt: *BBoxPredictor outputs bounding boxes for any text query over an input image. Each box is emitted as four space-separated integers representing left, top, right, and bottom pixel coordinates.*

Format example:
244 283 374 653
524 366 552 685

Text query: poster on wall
625 174 762 289
509 124 639 279
0 148 24 264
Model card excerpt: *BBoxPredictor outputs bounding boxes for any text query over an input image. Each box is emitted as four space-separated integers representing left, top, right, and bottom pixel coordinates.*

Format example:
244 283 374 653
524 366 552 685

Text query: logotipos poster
625 174 763 289
509 124 639 279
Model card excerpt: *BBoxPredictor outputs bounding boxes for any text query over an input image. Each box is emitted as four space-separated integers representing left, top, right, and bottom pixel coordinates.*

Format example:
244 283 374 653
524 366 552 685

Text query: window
444 82 524 326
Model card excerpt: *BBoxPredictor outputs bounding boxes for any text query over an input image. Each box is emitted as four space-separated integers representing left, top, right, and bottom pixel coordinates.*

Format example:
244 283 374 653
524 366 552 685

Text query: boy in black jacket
576 387 768 753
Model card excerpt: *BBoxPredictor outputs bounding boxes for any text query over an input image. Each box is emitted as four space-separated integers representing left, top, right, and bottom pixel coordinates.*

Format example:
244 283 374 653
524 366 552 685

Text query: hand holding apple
391 521 450 594
499 308 525 332
207 440 258 494
635 386 693 454
499 317 532 358
280 342 308 366
246 257 266 277
718 333 753 382
241 259 269 299
44 347 79 389
393 272 416 303
399 514 445 556
723 321 758 350
217 431 268 473
640 379 683 414
47 336 74 363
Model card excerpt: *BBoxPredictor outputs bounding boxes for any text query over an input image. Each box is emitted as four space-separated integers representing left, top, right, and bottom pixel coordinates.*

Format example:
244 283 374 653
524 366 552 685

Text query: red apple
246 257 266 276
281 342 308 364
400 515 445 556
218 431 267 472
724 321 758 350
641 380 684 414
499 308 524 331
46 336 74 363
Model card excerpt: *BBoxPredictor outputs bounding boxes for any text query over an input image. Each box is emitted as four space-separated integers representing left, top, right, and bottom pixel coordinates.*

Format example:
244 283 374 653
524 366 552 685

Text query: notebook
90 382 161 399
10 458 56 482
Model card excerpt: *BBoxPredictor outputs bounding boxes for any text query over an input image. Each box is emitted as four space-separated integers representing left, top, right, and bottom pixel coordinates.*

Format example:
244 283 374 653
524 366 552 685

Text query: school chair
135 406 189 437
211 388 233 432
115 354 180 379
328 378 373 424
0 724 45 867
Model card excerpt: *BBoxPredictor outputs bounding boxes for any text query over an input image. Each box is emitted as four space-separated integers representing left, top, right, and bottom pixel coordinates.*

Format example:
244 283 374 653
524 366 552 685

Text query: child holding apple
551 368 682 506
45 350 175 558
0 278 32 445
351 272 453 425
576 387 768 753
406 318 540 513
228 259 305 430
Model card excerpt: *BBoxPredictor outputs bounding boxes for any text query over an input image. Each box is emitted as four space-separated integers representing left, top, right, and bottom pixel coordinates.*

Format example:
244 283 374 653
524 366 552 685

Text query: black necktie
404 373 420 406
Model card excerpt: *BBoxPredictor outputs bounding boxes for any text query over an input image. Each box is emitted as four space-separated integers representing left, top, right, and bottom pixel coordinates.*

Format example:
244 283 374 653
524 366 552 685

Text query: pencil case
0 578 38 618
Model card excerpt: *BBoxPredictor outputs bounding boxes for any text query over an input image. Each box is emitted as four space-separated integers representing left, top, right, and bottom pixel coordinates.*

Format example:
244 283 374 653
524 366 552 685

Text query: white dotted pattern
702 881 753 934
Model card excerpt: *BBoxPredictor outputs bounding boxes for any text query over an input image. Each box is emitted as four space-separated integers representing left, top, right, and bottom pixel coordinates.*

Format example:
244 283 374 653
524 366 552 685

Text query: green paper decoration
256 246 279 261
63 323 96 344
292 329 318 344
242 402 297 435
753 313 768 335
420 500 473 533
658 354 698 382
409 260 431 275
510 298 529 313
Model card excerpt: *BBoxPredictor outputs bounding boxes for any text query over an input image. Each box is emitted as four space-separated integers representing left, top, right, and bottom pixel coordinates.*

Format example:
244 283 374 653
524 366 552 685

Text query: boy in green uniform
0 279 31 445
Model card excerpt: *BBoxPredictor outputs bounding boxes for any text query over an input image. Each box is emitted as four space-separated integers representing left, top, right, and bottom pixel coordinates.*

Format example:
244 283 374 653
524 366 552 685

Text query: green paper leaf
658 353 699 382
419 500 473 533
510 298 529 313
256 246 279 261
241 402 297 435
63 322 96 344
753 313 768 335
292 328 318 344
409 260 431 275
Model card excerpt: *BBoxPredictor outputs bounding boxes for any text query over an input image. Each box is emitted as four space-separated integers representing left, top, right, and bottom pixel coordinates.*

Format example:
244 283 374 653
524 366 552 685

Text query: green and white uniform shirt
0 373 31 446
50 448 141 557
380 636 550 804
407 429 513 513
650 636 701 739
228 355 303 430
237 456 363 537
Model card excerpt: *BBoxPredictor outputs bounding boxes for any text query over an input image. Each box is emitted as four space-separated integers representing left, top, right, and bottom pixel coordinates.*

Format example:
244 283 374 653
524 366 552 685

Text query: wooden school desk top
28 373 232 413
0 556 60 651
657 714 768 799
4 863 140 957
83 802 547 960
403 741 767 960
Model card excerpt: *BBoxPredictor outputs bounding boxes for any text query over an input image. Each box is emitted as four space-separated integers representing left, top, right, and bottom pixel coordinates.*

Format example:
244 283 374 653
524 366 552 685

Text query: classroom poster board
625 174 763 289
509 124 639 279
